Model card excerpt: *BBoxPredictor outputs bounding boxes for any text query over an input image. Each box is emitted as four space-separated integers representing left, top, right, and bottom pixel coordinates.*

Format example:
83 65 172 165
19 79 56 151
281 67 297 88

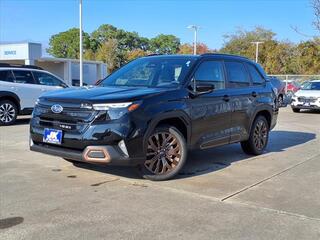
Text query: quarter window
0 70 15 82
246 64 264 85
225 62 250 88
12 70 35 84
194 61 225 90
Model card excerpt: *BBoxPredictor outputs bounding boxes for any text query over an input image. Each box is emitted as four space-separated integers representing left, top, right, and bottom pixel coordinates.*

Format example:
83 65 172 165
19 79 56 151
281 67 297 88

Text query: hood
40 86 170 103
295 90 320 98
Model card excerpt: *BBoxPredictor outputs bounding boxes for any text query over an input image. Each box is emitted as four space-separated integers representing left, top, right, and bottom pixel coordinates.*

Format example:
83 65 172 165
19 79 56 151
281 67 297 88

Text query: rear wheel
139 125 187 181
278 95 284 107
292 108 300 113
0 100 18 126
241 115 269 155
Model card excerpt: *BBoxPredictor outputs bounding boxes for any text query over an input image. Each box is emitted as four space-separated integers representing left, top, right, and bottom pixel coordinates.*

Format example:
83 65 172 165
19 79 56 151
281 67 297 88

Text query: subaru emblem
51 104 63 114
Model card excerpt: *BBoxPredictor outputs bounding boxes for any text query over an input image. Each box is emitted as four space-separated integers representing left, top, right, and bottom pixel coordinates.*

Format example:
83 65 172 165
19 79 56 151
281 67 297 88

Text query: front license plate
43 128 63 145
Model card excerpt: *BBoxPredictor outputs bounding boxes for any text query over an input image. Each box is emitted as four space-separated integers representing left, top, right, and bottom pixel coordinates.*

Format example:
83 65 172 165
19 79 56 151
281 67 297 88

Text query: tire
0 100 18 126
138 125 187 181
292 108 300 113
278 95 283 107
241 115 269 155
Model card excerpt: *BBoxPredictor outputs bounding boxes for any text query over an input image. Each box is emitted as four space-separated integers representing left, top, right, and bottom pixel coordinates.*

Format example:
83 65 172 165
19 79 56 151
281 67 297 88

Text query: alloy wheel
145 132 181 175
253 120 268 150
0 103 16 124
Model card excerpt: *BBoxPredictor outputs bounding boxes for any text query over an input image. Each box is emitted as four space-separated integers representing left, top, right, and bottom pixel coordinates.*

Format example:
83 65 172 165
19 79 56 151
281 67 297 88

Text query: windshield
100 57 196 88
301 81 320 90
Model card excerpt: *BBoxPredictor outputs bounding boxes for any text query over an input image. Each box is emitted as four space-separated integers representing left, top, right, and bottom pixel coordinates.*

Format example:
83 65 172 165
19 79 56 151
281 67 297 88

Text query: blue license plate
43 128 63 145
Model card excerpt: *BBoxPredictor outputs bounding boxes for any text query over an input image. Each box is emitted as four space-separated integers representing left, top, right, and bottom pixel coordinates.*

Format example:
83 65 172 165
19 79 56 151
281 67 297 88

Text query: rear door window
225 62 250 88
0 70 15 82
12 70 36 84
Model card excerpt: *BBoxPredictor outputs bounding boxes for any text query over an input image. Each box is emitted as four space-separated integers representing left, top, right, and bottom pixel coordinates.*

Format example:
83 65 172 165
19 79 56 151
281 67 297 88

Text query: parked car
291 80 320 112
30 54 278 181
269 76 286 106
283 80 301 96
300 80 310 89
0 64 68 125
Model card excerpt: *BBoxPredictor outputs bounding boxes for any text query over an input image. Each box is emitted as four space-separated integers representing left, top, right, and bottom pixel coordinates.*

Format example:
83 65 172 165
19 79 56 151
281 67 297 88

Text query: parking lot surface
1 107 320 240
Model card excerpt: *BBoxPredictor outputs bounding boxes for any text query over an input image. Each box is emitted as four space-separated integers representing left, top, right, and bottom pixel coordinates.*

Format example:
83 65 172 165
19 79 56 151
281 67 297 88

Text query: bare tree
312 0 320 33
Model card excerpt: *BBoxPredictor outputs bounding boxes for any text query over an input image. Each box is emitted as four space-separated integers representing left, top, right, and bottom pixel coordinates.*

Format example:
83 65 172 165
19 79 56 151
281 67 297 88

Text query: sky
0 0 317 52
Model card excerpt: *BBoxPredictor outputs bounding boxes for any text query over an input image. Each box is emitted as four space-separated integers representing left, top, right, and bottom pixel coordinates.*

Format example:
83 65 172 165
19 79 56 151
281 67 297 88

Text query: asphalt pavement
0 107 319 240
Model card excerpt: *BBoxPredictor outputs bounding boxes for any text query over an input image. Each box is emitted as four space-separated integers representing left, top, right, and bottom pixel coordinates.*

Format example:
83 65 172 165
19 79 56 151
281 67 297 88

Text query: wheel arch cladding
255 110 272 128
0 91 21 112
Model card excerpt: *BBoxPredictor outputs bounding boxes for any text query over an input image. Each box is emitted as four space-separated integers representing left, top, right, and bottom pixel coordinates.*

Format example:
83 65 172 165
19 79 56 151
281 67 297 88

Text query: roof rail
146 53 164 57
0 63 43 70
200 53 250 60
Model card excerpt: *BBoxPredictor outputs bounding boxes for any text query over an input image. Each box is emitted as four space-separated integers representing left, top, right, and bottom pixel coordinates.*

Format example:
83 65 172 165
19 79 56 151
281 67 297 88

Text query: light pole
187 25 200 55
251 41 264 63
79 0 83 87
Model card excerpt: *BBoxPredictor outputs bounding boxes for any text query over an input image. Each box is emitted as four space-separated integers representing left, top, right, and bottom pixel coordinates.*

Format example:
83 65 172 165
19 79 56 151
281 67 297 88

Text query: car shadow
15 117 31 125
298 109 320 114
0 117 31 127
73 130 316 180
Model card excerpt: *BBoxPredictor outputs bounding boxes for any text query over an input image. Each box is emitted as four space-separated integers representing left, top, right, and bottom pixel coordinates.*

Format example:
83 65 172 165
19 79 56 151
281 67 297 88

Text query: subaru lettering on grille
51 104 63 114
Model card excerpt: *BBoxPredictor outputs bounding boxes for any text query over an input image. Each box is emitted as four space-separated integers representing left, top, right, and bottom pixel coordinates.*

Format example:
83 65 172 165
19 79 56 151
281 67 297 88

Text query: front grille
297 97 317 103
34 102 97 132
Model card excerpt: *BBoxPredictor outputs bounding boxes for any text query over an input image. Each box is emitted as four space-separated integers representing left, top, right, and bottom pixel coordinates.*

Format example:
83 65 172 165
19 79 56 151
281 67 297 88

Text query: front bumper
30 139 145 166
291 99 320 110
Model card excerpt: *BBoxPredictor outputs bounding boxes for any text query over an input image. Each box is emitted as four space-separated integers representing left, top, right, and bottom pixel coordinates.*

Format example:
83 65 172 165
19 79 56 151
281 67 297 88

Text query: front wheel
292 108 300 113
241 115 269 155
138 125 187 181
278 95 284 107
0 100 18 126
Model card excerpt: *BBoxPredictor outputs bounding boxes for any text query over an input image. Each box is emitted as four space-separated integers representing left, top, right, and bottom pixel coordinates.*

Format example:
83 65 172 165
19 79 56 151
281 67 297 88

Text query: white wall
35 61 65 80
0 43 41 60
72 63 99 85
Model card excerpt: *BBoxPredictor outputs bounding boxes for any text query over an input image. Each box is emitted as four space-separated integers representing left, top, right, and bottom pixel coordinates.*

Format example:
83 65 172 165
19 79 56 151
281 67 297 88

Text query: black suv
30 54 278 180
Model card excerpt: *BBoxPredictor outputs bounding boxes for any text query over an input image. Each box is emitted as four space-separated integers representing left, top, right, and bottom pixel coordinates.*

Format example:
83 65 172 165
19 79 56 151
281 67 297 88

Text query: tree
178 42 212 54
312 0 320 33
262 41 296 74
92 24 149 51
294 38 320 74
220 26 275 59
150 34 180 54
96 39 124 73
127 49 149 61
178 43 193 54
47 28 91 58
196 43 212 54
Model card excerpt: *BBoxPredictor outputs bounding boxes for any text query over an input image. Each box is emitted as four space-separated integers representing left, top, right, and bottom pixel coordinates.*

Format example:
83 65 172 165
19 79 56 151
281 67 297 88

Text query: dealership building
0 42 107 86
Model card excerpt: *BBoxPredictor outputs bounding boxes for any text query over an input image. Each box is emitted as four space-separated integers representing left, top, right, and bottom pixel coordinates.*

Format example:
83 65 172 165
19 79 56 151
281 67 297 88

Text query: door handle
223 95 230 102
252 91 258 97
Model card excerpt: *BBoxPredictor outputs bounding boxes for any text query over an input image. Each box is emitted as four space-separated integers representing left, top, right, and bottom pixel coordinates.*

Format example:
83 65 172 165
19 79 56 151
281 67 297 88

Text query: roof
0 67 51 73
38 57 104 64
143 53 251 61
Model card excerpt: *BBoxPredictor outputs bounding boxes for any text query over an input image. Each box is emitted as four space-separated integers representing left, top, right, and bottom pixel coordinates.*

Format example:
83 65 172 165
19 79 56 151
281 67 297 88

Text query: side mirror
60 83 68 88
195 83 215 94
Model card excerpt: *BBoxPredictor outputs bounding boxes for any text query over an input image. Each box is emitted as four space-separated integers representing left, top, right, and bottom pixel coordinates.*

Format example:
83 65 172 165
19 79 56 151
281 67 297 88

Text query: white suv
291 80 320 112
0 65 68 125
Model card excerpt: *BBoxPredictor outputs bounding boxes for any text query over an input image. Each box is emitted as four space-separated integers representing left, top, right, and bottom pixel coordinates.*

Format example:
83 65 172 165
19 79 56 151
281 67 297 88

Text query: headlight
35 98 40 106
93 102 133 110
93 102 141 120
